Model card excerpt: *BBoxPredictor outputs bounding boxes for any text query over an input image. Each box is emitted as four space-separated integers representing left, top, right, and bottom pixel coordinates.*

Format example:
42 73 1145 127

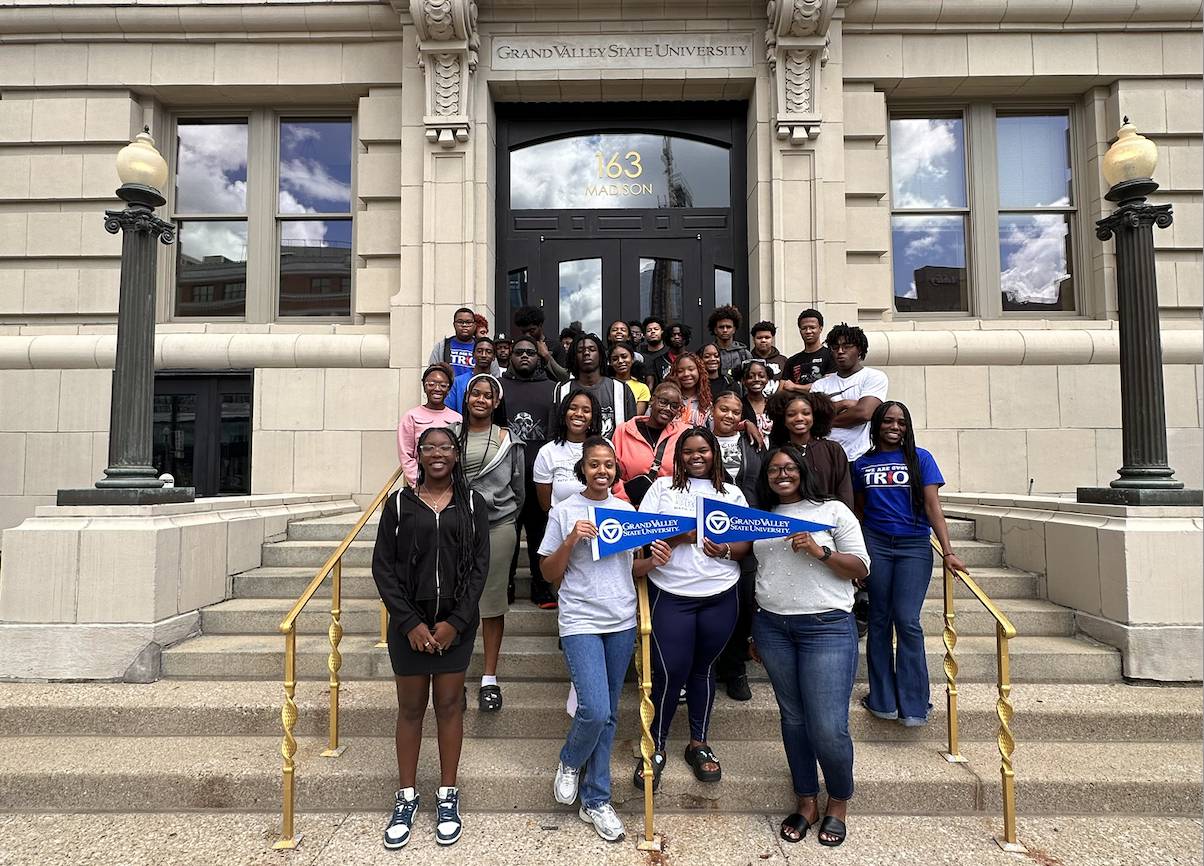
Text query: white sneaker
579 802 625 842
553 761 579 805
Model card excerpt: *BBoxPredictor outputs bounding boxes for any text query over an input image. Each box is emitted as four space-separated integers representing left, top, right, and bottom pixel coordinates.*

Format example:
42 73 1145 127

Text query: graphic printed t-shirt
538 492 637 637
716 433 744 482
785 347 836 385
853 447 945 537
810 366 890 461
446 338 476 378
532 440 585 506
638 476 746 597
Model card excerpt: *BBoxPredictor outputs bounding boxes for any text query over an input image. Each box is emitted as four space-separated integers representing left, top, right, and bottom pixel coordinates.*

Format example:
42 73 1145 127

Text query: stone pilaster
408 0 479 147
765 0 837 144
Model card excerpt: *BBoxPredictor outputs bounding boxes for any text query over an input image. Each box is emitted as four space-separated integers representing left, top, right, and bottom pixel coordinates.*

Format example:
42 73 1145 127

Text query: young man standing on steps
781 308 836 394
428 307 500 379
553 333 637 440
709 305 752 380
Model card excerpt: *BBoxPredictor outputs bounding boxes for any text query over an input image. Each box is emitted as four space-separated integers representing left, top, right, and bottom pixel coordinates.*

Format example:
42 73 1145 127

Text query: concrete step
200 596 1074 638
161 633 1121 683
0 735 1195 816
232 565 1040 602
286 514 980 543
3 680 1195 744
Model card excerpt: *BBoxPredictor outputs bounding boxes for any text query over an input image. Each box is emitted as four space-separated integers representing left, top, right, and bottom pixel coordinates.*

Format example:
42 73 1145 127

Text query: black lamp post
1078 119 1201 506
58 129 195 505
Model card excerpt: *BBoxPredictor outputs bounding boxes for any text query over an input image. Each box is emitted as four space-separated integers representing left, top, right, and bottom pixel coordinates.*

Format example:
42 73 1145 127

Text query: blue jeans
560 628 636 808
863 529 934 722
752 608 858 801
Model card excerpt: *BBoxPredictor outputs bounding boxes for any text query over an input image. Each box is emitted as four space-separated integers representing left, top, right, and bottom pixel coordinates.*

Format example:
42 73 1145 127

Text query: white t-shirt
533 440 585 506
538 492 637 638
810 366 889 461
753 499 870 616
715 433 743 482
638 476 746 597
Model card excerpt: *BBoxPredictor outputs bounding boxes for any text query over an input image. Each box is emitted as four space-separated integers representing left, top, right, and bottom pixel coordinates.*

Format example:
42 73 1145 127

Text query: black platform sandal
478 684 502 713
632 752 665 793
683 743 722 783
779 812 811 844
817 815 847 847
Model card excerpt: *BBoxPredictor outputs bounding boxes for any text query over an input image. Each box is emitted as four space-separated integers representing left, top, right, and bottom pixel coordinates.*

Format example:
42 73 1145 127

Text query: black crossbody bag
623 434 671 508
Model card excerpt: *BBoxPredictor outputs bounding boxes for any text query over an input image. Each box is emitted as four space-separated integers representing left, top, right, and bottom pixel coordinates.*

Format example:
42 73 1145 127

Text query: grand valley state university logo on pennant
697 497 834 546
588 506 693 561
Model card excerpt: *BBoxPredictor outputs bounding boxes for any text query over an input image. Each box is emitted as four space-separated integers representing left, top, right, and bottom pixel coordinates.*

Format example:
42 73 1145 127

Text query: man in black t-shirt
781 308 836 393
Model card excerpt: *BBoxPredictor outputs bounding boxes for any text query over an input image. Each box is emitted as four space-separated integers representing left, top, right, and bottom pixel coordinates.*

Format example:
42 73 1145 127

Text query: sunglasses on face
511 347 538 357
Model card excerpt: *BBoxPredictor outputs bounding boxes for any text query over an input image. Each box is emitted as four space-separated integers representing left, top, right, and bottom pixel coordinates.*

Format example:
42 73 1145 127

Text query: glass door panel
153 392 198 489
559 258 604 338
620 238 703 342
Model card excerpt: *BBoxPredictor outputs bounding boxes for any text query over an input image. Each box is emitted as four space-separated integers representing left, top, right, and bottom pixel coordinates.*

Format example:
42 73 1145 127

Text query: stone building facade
0 0 1201 540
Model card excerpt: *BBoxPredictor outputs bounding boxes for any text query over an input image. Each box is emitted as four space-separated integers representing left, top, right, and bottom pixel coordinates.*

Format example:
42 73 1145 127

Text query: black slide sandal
478 684 502 713
683 744 722 783
817 815 847 847
779 813 810 844
632 752 665 793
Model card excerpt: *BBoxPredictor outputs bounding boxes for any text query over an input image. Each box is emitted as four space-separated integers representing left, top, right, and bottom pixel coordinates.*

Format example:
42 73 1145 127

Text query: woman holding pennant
633 426 751 792
751 445 870 848
538 436 671 842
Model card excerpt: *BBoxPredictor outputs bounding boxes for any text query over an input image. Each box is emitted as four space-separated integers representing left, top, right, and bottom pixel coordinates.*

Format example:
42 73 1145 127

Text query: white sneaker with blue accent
553 761 579 805
383 788 419 850
579 802 625 842
435 786 462 845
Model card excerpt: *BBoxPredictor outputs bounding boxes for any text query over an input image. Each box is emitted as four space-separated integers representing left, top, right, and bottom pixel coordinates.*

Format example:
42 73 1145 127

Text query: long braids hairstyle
414 426 477 600
670 426 727 493
668 352 712 417
867 400 926 522
766 390 836 448
756 444 828 508
552 388 603 445
457 373 506 479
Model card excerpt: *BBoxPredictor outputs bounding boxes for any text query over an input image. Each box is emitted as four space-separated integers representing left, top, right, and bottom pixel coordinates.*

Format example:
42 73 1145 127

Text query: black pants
716 560 757 681
510 475 553 600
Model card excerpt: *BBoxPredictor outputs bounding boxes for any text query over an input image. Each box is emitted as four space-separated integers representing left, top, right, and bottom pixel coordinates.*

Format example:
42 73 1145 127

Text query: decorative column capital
409 0 479 148
765 0 838 144
1096 202 1173 242
104 203 176 244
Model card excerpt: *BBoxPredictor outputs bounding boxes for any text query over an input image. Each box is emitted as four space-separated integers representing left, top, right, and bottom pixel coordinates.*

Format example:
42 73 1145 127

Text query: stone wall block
293 431 361 494
0 155 31 200
84 96 138 143
901 34 968 78
957 428 1026 493
1163 32 1204 76
357 207 403 257
77 268 120 315
257 368 325 431
174 518 228 614
1000 509 1051 574
22 268 80 315
250 430 294 494
359 89 404 143
879 365 926 428
843 146 888 198
1168 427 1203 488
214 44 280 86
342 41 402 85
278 44 344 86
967 33 1033 77
358 151 402 200
1056 365 1121 428
842 34 903 79
1044 515 1108 616
33 44 88 88
1164 86 1203 136
323 368 400 431
1097 33 1164 77
30 98 87 143
919 429 959 490
925 366 990 429
0 99 34 144
1026 428 1097 493
988 366 1060 429
76 523 180 623
0 370 61 432
28 154 84 201
355 267 399 315
151 44 216 86
22 432 96 495
88 44 153 86
0 46 35 87
1099 520 1204 625
0 432 26 494
81 154 122 200
843 200 889 254
842 89 886 139
360 430 398 496
57 369 111 433
224 514 265 579
0 522 84 622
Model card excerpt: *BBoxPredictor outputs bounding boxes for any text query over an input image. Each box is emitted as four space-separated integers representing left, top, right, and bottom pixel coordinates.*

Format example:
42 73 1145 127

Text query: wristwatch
722 544 732 560
819 545 833 562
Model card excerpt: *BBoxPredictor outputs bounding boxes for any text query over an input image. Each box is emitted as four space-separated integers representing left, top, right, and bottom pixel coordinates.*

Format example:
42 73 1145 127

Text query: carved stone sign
491 33 756 71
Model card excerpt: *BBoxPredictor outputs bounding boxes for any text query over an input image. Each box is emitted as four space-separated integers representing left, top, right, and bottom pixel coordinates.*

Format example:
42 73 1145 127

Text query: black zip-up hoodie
501 367 557 472
371 487 489 639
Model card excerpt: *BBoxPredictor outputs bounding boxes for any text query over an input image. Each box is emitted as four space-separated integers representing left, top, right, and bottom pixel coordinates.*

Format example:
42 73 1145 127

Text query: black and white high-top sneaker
434 786 462 845
383 788 419 850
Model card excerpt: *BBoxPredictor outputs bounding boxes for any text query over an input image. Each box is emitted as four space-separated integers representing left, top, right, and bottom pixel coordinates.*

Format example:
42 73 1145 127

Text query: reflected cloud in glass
559 258 603 337
175 120 248 214
279 119 352 214
999 213 1072 309
889 118 966 209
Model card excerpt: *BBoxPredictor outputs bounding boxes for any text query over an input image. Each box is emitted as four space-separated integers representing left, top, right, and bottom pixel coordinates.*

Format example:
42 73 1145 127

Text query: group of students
374 303 968 850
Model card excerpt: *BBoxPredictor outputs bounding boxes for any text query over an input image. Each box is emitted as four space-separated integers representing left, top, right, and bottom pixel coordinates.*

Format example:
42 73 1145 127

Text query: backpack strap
648 433 672 475
613 380 627 427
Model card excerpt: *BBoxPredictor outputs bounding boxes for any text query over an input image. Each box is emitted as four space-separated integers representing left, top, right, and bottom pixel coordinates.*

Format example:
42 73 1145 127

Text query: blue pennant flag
696 497 834 547
588 506 693 561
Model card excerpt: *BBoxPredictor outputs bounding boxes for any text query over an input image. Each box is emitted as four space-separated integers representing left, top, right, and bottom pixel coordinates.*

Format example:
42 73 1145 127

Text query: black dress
372 488 490 676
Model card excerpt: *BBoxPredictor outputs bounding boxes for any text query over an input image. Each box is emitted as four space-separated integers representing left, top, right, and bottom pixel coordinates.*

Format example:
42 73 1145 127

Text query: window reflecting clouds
279 220 352 317
176 221 248 317
715 267 733 309
279 120 353 213
511 133 729 209
889 118 966 209
639 258 684 323
175 120 248 214
997 114 1071 209
559 258 603 337
999 214 1073 310
891 215 968 313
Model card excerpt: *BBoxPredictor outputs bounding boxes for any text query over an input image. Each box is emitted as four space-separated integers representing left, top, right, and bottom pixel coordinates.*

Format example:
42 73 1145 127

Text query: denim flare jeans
863 529 935 723
752 608 858 801
559 627 636 808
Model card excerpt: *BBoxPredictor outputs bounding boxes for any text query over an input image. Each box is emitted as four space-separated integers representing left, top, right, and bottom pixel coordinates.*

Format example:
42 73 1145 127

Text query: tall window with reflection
173 119 249 318
889 116 970 313
278 118 353 317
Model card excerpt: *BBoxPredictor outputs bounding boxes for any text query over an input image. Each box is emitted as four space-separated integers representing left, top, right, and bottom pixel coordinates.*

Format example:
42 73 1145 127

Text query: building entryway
153 374 252 496
497 101 747 342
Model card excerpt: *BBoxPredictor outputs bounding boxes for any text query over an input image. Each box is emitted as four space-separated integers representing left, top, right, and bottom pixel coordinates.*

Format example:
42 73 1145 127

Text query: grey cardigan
451 423 525 525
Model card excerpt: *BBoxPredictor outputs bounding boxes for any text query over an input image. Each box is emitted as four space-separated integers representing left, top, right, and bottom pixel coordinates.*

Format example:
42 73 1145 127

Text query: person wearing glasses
372 426 489 850
610 381 688 505
398 364 462 486
633 427 751 793
428 307 500 378
750 445 869 848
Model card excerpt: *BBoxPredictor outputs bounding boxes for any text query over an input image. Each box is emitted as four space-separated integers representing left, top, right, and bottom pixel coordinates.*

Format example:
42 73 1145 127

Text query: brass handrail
932 535 1025 854
633 575 661 852
272 464 405 851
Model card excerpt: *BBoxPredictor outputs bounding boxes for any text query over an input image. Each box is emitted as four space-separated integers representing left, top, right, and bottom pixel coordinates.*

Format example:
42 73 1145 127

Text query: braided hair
415 426 477 601
867 400 926 522
670 426 727 493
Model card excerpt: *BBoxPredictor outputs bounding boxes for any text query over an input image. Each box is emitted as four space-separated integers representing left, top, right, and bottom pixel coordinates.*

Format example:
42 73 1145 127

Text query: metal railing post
322 558 347 758
995 623 1026 853
273 627 302 850
940 554 966 764
633 576 661 852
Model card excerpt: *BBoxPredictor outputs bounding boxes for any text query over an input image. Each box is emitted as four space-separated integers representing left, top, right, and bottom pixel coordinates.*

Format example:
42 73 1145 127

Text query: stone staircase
0 513 1198 826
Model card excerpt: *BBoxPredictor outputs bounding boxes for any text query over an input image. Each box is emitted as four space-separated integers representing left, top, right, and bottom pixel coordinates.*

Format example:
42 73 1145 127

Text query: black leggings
648 582 739 751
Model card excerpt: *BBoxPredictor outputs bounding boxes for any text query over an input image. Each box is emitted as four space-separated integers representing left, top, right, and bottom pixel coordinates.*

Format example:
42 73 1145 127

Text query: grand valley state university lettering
496 42 749 61
491 34 756 71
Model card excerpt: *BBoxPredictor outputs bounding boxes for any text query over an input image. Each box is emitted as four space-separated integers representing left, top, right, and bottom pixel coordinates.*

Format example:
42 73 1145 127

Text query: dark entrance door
153 374 252 496
497 102 747 346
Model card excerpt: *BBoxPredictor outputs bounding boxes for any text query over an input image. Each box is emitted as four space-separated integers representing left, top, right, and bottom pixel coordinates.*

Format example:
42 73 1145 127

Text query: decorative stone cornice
766 0 837 144
409 0 479 147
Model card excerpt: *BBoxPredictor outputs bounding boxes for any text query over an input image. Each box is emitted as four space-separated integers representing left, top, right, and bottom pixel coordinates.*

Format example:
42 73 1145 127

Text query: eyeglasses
767 465 801 477
424 380 450 390
652 397 683 411
454 318 476 326
511 347 538 357
419 444 456 455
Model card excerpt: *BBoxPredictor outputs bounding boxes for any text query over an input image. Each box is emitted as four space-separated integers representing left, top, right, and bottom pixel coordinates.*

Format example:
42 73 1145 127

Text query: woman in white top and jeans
750 444 870 848
538 436 671 842
633 426 752 792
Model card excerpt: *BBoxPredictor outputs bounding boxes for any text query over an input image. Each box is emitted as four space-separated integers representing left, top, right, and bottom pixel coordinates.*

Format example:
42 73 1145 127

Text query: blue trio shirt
447 339 476 378
852 447 944 538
